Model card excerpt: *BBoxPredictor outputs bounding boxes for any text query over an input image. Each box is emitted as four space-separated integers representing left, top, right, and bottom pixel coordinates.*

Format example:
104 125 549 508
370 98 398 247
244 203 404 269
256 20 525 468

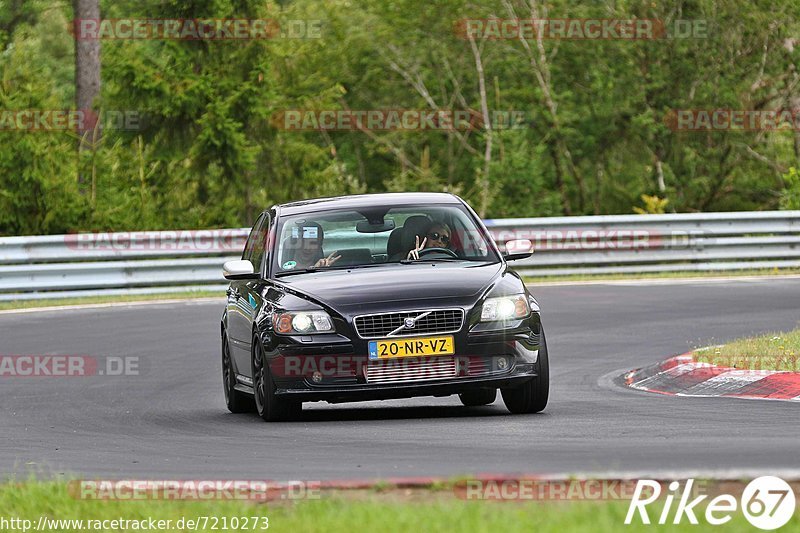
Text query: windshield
273 204 498 274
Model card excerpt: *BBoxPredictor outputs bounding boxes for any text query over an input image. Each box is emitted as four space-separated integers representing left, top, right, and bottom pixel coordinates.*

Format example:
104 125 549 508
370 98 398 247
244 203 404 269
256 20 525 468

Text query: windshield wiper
399 257 464 264
274 267 319 277
274 263 392 277
324 263 389 270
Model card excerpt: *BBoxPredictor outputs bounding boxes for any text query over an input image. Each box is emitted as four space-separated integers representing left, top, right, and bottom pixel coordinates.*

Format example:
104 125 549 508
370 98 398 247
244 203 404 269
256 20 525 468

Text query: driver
406 221 452 260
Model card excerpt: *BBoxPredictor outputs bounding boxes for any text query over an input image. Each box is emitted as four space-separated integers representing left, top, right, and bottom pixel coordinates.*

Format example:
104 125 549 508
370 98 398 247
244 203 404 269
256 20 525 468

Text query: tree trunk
73 0 101 190
791 95 800 163
468 35 493 218
548 141 571 215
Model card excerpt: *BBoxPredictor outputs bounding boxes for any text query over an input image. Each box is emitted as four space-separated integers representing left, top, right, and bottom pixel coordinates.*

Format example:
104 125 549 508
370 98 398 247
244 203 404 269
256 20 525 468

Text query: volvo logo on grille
368 310 449 338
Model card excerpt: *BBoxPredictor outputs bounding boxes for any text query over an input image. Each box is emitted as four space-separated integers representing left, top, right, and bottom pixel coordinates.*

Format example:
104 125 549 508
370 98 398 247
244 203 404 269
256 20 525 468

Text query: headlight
274 311 334 334
481 294 529 322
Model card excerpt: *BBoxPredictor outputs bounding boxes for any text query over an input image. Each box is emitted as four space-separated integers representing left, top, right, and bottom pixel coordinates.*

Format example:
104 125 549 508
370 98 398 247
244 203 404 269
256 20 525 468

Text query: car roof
273 192 462 216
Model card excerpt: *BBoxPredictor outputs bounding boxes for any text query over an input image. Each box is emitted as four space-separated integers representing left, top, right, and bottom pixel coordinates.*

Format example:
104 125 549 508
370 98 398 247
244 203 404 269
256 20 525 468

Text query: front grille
354 308 464 339
365 357 457 384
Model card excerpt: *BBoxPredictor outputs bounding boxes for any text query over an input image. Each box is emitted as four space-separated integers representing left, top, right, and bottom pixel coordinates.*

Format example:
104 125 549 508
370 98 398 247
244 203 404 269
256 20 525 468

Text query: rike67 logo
626 477 796 530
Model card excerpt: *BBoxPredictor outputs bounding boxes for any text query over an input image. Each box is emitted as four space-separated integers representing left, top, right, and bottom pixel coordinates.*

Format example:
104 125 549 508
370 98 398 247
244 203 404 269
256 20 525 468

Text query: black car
221 192 548 421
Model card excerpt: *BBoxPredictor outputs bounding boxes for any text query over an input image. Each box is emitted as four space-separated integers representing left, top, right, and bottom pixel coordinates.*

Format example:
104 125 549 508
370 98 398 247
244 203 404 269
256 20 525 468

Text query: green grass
0 291 224 311
524 267 800 284
694 328 800 371
0 482 790 532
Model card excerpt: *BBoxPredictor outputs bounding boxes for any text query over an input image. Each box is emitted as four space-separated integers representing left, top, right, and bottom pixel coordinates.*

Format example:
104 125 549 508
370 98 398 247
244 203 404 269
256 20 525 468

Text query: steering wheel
418 247 458 259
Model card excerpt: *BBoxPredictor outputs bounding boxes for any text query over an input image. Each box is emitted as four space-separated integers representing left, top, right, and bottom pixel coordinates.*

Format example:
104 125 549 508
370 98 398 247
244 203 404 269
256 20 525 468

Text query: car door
227 214 267 376
236 212 273 375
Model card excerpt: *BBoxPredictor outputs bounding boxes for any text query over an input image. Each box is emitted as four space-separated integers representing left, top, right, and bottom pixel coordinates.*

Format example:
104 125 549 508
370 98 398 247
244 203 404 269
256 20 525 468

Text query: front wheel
501 327 549 414
222 335 253 413
252 336 301 422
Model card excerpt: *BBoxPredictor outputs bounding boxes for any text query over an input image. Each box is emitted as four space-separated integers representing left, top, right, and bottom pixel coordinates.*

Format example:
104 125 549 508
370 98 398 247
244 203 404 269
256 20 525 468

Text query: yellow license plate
368 336 455 360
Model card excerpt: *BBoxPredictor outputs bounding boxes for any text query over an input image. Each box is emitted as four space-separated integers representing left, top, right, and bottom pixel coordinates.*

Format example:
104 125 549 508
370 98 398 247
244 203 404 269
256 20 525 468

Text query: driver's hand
314 252 341 268
406 236 427 260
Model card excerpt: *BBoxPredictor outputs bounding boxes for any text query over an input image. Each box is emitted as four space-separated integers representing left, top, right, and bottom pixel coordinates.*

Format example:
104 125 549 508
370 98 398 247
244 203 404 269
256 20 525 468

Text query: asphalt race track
2 278 799 481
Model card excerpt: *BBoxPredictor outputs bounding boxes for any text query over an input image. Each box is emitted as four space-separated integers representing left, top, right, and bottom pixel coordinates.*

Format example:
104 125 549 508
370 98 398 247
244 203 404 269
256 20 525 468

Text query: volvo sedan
221 192 548 421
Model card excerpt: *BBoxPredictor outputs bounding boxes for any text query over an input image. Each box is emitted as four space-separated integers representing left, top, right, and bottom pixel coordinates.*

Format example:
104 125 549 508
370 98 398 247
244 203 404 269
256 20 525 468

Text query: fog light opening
497 357 508 370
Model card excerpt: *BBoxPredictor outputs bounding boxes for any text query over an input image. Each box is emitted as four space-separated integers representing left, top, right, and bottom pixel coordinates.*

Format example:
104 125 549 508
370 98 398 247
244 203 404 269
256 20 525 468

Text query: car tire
459 389 497 406
252 335 302 422
222 334 253 413
501 327 549 414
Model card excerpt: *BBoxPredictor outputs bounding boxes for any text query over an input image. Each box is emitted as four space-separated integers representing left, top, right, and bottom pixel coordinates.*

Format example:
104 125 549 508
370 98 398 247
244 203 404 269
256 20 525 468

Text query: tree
73 0 101 191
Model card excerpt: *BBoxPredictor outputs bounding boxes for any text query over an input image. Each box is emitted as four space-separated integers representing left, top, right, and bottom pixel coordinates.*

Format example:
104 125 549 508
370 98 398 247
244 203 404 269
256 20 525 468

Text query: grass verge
0 291 223 312
0 482 790 532
694 328 800 371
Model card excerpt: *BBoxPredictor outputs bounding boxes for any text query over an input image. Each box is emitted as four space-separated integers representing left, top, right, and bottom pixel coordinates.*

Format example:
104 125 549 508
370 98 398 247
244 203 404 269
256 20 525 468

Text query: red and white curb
623 353 800 401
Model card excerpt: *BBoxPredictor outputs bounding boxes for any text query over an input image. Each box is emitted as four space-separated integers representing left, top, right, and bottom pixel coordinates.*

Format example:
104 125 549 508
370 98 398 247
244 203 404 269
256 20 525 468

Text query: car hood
275 262 505 313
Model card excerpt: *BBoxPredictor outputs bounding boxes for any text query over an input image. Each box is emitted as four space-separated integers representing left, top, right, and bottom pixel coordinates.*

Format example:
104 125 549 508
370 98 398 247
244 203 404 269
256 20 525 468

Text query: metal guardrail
483 211 800 276
0 211 798 300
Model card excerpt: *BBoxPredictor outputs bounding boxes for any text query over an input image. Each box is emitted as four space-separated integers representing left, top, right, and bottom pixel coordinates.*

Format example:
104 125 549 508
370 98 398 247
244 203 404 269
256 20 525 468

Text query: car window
241 214 265 262
249 215 270 274
273 204 497 273
242 214 270 274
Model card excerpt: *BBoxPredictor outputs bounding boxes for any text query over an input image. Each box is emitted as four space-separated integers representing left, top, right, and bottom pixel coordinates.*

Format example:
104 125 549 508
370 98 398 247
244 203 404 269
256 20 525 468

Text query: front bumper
275 365 536 402
263 313 541 403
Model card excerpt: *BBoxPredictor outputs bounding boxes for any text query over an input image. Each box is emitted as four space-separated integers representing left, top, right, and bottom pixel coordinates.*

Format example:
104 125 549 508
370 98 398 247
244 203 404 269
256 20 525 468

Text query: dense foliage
1 0 799 234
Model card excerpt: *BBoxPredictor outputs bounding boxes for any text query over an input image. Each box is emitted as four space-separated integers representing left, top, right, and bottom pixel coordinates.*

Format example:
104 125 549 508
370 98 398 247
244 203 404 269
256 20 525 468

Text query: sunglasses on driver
427 231 450 245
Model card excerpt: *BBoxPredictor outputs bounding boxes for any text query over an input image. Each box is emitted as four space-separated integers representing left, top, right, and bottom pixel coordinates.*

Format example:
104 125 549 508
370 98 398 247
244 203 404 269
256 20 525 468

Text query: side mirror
223 260 258 280
503 239 533 261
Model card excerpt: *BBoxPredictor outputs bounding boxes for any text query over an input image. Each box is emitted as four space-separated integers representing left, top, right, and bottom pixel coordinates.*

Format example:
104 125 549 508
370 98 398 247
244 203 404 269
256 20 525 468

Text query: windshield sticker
291 226 300 238
282 260 297 270
303 226 319 239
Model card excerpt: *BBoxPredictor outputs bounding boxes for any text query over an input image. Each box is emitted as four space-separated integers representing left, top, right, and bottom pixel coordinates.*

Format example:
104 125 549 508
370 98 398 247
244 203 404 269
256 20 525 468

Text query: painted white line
0 297 223 316
678 370 773 397
669 392 800 402
531 274 800 287
628 362 712 390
